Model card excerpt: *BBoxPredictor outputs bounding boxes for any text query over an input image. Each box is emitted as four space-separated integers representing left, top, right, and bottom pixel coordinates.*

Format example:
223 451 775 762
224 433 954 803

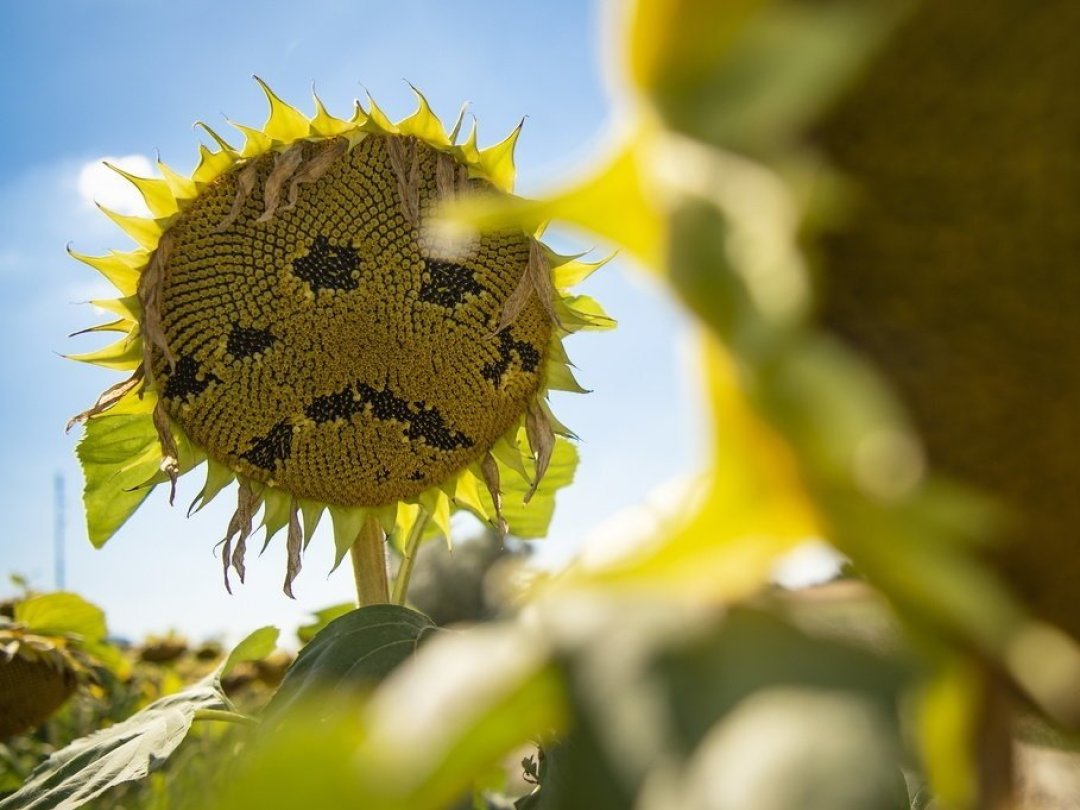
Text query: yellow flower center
153 134 550 505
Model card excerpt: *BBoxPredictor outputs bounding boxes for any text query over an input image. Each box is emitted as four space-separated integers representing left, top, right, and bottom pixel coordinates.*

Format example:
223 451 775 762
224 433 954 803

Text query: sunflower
0 624 82 739
68 80 612 598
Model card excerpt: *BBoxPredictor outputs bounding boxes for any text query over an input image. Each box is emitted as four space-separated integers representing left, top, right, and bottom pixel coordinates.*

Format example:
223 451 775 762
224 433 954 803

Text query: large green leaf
265 605 436 720
0 676 226 810
76 412 161 548
627 0 913 156
14 593 106 642
215 624 567 810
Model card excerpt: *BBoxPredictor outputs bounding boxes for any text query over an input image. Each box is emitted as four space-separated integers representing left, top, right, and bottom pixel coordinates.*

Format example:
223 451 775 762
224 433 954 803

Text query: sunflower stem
351 517 390 606
390 509 431 606
193 709 258 727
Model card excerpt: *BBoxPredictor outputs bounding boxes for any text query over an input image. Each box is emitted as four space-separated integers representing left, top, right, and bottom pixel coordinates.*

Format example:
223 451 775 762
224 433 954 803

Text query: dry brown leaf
66 366 145 432
480 452 507 540
138 231 175 373
283 502 303 599
524 399 554 504
220 481 260 592
496 238 560 333
257 143 306 223
386 135 421 224
215 161 259 233
435 151 469 200
284 137 348 211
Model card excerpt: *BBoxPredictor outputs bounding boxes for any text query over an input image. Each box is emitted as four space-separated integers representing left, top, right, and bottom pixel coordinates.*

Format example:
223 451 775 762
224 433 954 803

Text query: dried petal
283 137 348 211
480 451 507 540
257 143 306 223
386 136 421 224
283 502 303 598
66 366 144 431
215 161 259 232
524 399 554 504
137 231 175 372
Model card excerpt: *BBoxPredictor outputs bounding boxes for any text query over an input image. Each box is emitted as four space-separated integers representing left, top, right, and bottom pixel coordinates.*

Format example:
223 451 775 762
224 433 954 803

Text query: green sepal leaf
76 413 162 547
478 437 579 539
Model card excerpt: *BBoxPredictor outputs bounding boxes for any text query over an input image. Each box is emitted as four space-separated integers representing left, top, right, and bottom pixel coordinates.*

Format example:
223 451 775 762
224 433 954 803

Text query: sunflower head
0 625 81 738
69 81 612 594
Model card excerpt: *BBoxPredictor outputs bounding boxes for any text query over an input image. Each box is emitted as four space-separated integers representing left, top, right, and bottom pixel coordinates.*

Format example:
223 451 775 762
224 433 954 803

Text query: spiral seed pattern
153 134 550 505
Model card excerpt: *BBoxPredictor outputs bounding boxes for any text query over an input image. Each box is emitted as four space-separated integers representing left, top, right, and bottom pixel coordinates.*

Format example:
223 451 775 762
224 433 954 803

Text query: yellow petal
67 331 143 370
398 84 450 147
454 470 489 519
478 120 523 192
194 121 238 153
67 247 146 296
156 158 198 202
102 162 178 218
96 204 163 251
191 144 239 186
310 90 353 137
255 76 312 143
360 93 398 134
229 120 274 159
89 295 141 323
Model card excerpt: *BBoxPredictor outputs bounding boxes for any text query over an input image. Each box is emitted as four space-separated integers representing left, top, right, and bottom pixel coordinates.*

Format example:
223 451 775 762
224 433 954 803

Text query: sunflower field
3 0 1080 807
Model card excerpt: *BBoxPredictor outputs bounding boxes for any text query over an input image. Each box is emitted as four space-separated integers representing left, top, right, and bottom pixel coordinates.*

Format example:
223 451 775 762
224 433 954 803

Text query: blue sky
0 0 706 643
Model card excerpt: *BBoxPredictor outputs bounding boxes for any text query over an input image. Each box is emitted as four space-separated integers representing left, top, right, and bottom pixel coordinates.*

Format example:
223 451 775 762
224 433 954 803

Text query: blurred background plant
5 0 1080 807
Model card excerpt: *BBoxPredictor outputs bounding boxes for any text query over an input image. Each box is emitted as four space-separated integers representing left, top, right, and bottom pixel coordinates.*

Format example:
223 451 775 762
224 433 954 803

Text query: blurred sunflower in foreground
67 81 611 596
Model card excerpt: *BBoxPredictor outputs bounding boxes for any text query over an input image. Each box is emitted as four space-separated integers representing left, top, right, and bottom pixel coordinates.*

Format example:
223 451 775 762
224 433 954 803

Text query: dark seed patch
162 355 220 401
481 329 542 386
227 325 277 359
419 259 485 308
305 381 474 452
291 235 362 292
240 421 294 470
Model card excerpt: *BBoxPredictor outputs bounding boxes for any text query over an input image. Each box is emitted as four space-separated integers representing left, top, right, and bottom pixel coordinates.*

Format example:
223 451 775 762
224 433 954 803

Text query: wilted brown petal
257 143 306 223
215 161 259 233
283 502 303 599
284 138 348 211
480 451 507 540
138 231 175 372
386 136 421 224
524 399 554 504
66 366 145 432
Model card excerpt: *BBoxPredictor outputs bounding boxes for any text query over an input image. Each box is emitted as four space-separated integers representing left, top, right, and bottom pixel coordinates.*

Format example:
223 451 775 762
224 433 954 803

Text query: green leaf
479 437 578 540
0 675 226 810
629 0 913 156
76 412 162 548
296 602 354 645
14 593 106 642
221 626 280 677
214 625 567 810
265 605 436 720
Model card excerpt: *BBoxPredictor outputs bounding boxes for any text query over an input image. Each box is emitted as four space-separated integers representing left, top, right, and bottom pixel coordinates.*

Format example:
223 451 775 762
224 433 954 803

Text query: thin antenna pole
53 472 66 590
